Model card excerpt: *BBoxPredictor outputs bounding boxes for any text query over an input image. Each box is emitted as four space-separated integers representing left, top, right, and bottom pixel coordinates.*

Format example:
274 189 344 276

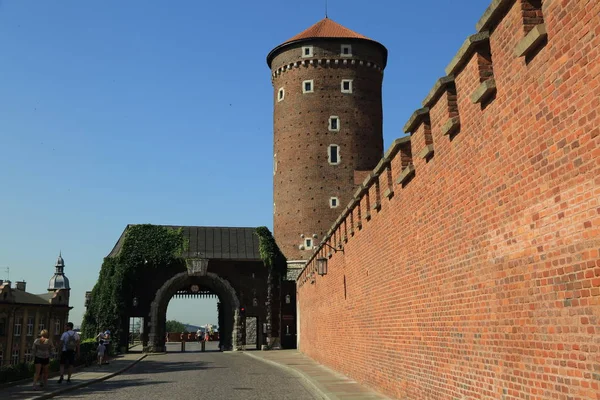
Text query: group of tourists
30 323 113 391
31 322 80 390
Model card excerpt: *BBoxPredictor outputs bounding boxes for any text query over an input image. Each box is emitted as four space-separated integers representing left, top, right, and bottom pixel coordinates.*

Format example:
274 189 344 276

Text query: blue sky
0 0 490 326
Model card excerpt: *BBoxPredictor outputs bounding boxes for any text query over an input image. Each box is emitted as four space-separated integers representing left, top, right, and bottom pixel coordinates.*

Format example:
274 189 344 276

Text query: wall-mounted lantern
316 257 328 276
132 297 139 307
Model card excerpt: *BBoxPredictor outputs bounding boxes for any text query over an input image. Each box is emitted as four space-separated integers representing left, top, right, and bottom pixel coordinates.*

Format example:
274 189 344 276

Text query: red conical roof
267 17 387 68
283 18 370 44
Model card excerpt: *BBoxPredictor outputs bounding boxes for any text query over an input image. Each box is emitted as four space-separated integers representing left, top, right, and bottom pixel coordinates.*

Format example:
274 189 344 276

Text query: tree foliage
81 225 187 341
165 320 187 333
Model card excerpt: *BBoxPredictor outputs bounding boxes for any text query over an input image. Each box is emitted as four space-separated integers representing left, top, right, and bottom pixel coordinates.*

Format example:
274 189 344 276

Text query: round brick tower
267 18 387 264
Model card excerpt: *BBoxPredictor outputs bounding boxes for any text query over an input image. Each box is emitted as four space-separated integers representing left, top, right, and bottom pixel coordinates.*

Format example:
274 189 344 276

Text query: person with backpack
58 322 80 383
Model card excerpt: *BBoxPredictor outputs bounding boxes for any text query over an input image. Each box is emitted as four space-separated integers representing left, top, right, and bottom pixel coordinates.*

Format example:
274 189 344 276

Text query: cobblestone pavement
60 346 321 399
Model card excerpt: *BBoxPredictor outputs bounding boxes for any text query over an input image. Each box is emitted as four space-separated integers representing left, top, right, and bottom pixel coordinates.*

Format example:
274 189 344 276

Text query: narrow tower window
341 79 353 93
304 238 313 249
330 197 339 208
273 153 277 175
328 116 340 132
302 46 313 58
341 44 352 57
278 88 285 102
328 144 340 165
302 80 314 94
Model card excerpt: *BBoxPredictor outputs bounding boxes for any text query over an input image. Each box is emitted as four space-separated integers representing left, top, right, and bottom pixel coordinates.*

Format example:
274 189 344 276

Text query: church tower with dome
267 18 387 267
48 252 71 292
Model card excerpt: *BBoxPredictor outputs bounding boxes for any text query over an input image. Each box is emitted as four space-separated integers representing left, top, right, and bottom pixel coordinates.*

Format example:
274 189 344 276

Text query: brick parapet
296 0 600 398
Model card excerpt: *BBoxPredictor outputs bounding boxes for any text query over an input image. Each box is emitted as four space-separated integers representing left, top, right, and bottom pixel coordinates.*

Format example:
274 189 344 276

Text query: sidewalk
244 350 392 400
0 352 146 400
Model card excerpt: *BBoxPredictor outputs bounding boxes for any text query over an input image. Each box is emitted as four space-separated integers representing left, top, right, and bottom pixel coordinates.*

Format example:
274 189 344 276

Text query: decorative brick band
272 58 384 79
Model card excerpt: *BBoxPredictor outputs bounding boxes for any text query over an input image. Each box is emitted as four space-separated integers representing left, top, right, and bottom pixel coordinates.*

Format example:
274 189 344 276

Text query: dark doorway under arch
147 272 242 352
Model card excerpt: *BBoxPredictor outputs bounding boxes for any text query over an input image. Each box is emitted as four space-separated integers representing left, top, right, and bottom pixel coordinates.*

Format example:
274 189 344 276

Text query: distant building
0 254 71 366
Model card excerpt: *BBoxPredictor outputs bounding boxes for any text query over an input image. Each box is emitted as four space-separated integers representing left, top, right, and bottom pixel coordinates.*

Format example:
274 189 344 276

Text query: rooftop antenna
3 267 9 281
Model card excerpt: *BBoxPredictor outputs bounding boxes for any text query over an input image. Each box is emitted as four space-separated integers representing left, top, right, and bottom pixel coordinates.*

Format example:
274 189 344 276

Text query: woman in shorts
32 329 54 390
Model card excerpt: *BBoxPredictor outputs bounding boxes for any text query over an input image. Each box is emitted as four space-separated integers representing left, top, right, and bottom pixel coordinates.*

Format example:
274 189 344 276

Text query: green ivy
81 225 186 341
255 226 286 274
255 227 287 348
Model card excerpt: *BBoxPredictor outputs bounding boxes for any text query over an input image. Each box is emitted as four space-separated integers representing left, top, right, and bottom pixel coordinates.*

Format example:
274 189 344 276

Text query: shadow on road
127 359 228 375
61 378 170 399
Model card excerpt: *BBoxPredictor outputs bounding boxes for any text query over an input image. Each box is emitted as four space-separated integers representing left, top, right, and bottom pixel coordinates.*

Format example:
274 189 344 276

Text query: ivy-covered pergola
82 224 286 352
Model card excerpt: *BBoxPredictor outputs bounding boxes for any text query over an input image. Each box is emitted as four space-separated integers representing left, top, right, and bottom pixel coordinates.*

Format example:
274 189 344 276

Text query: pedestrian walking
97 340 106 366
196 328 202 342
58 322 80 384
32 329 54 390
102 329 111 363
95 329 112 364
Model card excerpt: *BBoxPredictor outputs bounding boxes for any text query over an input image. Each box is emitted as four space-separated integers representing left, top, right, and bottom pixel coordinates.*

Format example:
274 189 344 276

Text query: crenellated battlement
295 1 599 397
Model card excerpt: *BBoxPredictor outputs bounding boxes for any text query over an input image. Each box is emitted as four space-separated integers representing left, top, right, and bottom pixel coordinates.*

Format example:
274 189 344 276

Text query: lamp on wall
316 257 328 276
132 297 139 307
321 241 344 258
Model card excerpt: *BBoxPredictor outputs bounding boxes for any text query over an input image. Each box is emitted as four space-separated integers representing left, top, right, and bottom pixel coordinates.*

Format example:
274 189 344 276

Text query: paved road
61 347 321 399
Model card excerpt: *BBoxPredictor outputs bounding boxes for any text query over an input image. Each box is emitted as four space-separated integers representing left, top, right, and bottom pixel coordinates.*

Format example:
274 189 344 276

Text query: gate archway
96 225 289 352
147 270 242 352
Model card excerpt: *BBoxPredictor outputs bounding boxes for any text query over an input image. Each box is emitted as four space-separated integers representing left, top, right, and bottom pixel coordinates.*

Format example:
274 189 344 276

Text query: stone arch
146 271 242 352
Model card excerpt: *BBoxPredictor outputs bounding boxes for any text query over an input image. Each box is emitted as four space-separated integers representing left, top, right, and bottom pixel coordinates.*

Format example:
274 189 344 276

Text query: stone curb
0 363 87 391
243 352 328 400
29 354 147 400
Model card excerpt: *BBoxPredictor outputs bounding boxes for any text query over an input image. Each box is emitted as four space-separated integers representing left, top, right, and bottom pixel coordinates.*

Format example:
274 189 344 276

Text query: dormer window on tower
328 116 340 132
341 44 352 57
278 88 285 102
302 46 313 58
303 80 314 94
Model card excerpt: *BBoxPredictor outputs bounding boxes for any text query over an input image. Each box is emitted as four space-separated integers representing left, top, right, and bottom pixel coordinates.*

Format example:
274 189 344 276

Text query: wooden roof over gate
107 225 262 261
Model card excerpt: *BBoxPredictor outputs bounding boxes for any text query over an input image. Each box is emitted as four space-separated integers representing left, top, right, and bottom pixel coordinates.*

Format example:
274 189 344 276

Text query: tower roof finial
325 0 328 18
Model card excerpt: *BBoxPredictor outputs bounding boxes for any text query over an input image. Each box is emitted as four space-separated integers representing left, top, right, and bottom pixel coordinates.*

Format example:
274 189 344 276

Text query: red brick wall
297 1 600 399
